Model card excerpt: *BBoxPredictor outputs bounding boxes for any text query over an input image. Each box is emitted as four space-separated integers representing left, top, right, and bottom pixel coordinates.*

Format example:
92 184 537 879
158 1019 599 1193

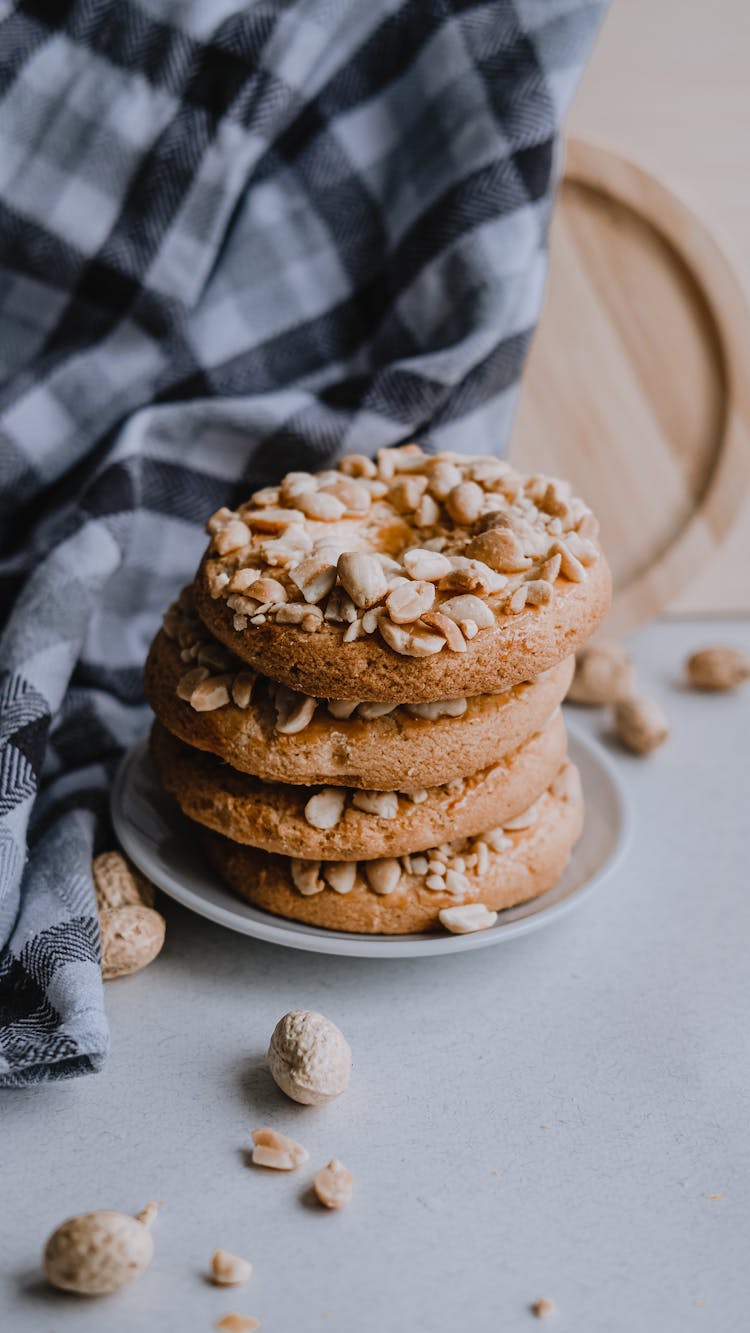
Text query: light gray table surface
3 619 749 1333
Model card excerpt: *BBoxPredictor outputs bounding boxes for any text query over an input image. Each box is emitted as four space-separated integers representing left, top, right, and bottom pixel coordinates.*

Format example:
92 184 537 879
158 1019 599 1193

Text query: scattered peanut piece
686 646 750 692
211 1249 253 1287
567 640 635 705
99 903 166 980
438 903 498 934
531 1296 557 1318
43 1208 155 1295
267 1010 352 1105
613 696 669 755
251 1127 309 1170
215 1316 261 1332
313 1159 353 1210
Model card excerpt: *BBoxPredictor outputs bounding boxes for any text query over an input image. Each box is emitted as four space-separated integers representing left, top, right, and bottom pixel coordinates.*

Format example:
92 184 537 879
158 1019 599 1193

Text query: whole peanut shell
267 1010 351 1105
686 647 750 692
43 1210 154 1295
613 696 669 755
92 851 155 910
100 905 165 980
567 640 635 706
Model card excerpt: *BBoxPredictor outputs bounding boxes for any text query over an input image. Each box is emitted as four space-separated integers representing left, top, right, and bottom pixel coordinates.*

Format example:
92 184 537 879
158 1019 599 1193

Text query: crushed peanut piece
379 617 446 657
215 1316 260 1332
176 665 210 701
275 601 320 626
439 903 497 934
313 1159 353 1210
351 790 399 819
337 551 388 609
525 579 553 606
251 1127 309 1171
290 860 325 896
445 480 484 523
211 1250 253 1287
357 700 398 719
320 476 371 512
339 452 377 478
402 547 453 581
405 697 467 721
289 555 337 605
421 608 468 652
554 541 586 582
304 788 346 830
365 859 402 895
213 519 251 554
190 675 232 712
274 688 317 734
323 861 357 894
385 578 435 624
439 594 494 631
231 671 256 709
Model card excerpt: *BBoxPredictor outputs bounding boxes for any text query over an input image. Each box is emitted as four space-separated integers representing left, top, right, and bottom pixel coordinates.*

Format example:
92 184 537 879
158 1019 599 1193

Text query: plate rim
110 722 633 959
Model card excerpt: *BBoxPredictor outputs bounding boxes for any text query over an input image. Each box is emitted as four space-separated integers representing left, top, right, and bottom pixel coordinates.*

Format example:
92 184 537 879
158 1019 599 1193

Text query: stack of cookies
144 445 610 935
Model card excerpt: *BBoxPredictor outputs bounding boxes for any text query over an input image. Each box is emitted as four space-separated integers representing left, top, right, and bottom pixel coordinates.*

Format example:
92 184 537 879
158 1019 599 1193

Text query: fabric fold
0 0 606 1084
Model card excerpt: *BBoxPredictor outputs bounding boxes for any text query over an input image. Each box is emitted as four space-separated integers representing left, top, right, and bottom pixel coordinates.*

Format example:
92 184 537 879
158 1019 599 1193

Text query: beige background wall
565 0 750 615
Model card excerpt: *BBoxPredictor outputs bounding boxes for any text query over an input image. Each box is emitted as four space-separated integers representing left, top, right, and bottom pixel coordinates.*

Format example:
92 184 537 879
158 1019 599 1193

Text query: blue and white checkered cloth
0 0 605 1084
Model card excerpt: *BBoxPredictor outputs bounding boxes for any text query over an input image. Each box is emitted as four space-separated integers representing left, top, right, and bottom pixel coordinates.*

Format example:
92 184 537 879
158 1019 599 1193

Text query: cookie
200 762 583 934
149 708 567 861
145 620 573 790
192 445 610 701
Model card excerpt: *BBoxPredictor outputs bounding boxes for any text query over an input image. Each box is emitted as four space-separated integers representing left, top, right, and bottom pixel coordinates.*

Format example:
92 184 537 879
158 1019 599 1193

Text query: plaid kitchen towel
0 0 605 1084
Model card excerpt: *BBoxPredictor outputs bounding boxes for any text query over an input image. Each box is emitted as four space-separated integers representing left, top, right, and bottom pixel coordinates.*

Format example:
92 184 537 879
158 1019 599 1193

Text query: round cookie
145 625 573 790
200 762 584 934
149 709 568 860
193 446 611 702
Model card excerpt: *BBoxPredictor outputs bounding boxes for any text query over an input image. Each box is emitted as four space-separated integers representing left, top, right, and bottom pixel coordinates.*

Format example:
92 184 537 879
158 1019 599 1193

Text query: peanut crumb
531 1297 556 1318
215 1317 260 1332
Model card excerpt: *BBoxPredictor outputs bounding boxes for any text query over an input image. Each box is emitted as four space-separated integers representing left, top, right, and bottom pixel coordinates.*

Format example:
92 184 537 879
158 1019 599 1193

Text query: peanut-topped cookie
200 762 584 934
144 589 574 789
149 710 567 861
193 445 611 701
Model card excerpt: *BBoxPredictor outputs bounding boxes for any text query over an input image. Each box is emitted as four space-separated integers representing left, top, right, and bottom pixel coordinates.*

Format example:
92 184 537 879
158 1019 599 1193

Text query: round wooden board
510 138 750 632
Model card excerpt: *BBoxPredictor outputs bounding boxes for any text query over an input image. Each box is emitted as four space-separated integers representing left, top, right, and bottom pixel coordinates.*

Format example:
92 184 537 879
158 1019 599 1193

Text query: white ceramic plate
110 725 631 959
